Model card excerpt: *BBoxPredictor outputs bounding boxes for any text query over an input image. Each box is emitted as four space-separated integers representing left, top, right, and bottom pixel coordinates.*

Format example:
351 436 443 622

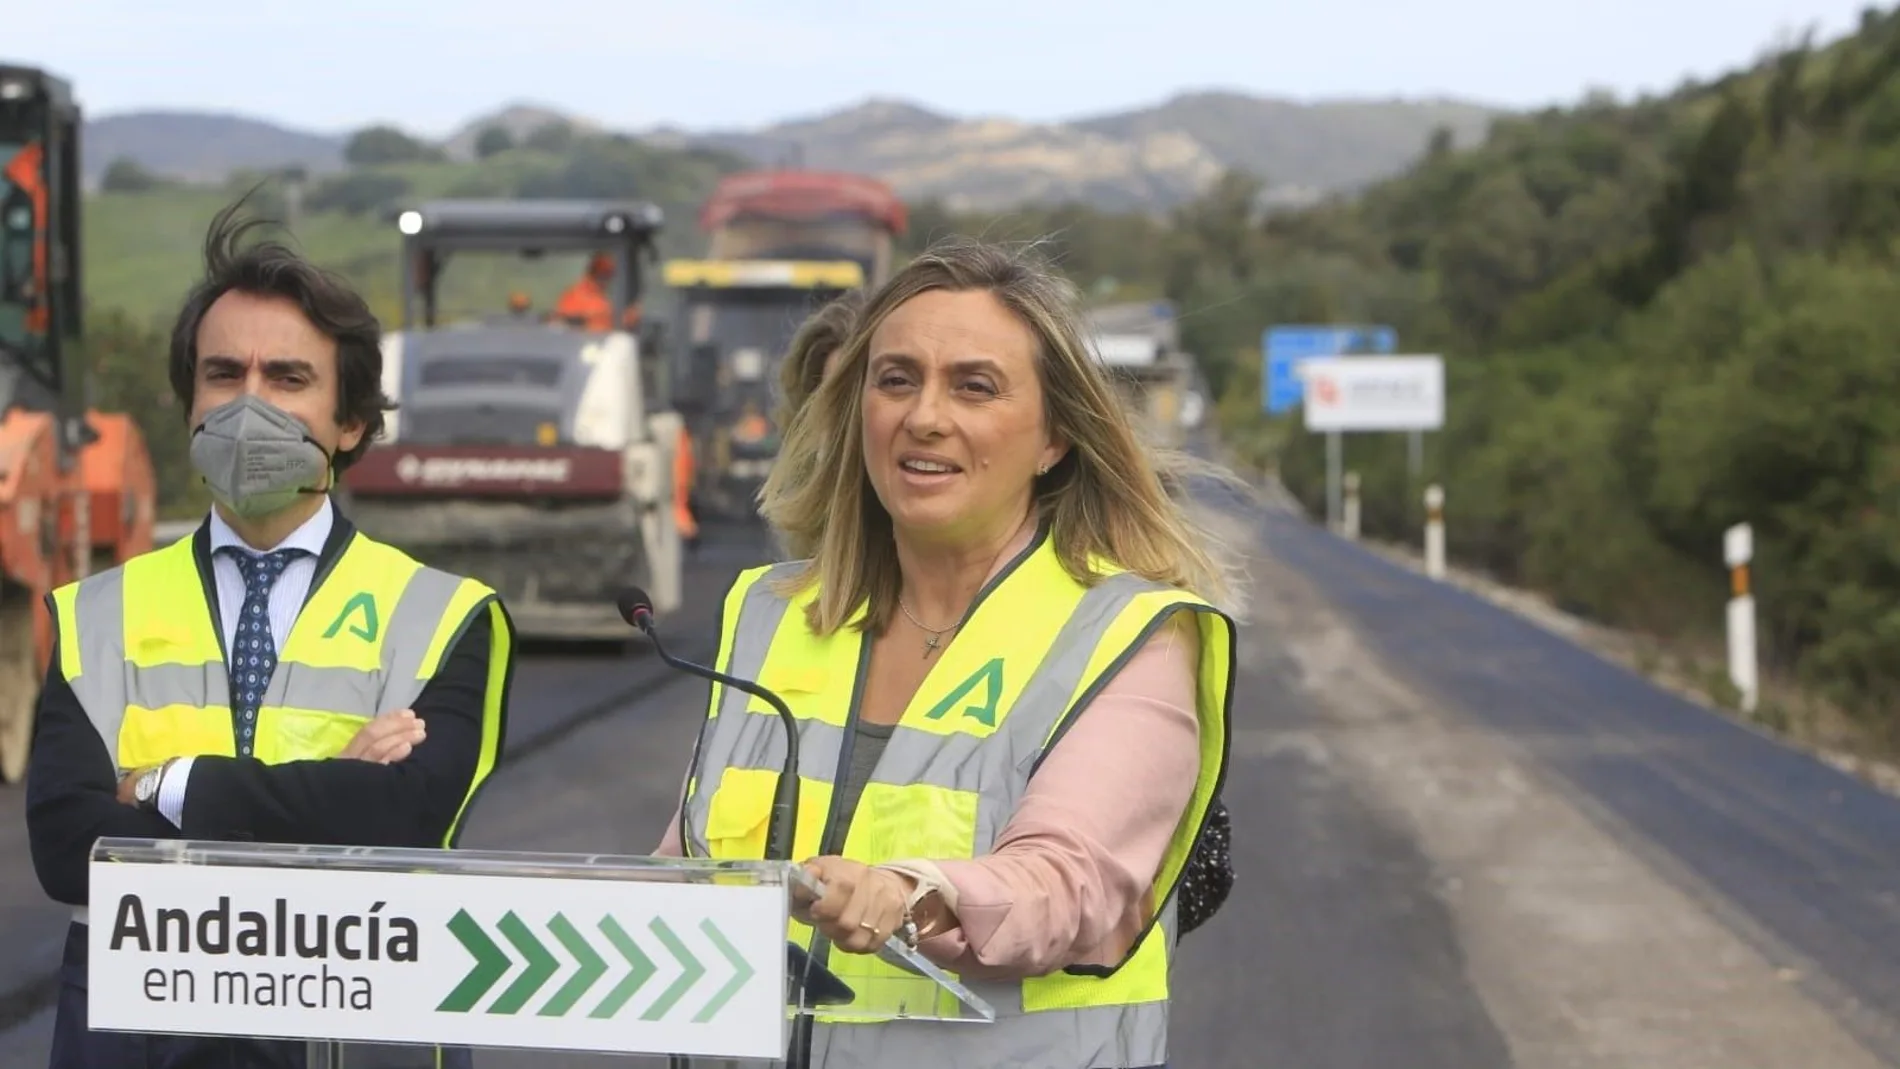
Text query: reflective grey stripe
684 574 1166 851
811 1004 1165 1068
812 914 1170 1069
811 898 1177 1067
908 572 1165 854
683 563 802 856
60 559 482 768
365 565 471 712
65 567 130 761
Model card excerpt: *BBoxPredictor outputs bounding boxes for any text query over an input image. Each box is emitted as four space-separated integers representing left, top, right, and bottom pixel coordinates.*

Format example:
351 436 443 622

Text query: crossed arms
25 612 497 906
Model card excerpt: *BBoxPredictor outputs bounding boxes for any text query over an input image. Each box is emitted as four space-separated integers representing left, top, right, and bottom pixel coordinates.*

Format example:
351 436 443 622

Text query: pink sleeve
918 613 1202 980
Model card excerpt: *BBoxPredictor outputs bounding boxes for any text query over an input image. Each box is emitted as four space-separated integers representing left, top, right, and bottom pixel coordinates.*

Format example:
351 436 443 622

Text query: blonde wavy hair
775 287 868 433
760 237 1249 636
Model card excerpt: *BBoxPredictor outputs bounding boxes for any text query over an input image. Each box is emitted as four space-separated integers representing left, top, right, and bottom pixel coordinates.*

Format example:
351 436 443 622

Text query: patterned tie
222 546 308 758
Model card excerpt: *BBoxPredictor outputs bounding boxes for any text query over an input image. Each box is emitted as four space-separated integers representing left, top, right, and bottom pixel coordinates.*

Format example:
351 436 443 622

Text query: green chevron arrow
539 913 608 1017
693 919 756 1022
641 918 704 1021
438 910 510 1013
489 911 558 1014
591 916 656 1019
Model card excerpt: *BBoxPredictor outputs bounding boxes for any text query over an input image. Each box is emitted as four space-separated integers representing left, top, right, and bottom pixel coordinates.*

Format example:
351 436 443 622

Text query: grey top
832 720 895 848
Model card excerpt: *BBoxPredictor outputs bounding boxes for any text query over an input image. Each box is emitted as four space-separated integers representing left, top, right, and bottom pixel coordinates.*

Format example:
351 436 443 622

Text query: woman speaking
655 238 1240 1069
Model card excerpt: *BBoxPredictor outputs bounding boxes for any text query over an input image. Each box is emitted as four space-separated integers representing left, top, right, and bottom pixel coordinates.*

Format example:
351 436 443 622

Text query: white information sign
88 861 789 1060
1300 355 1445 432
1094 333 1159 367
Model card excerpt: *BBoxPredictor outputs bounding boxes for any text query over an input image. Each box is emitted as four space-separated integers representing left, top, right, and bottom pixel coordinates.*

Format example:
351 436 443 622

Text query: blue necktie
222 547 308 758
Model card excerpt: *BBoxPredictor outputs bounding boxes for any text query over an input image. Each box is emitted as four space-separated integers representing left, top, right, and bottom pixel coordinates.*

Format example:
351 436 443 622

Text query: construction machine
665 257 863 519
338 199 684 641
1087 300 1205 450
668 170 906 519
0 63 159 782
699 169 906 284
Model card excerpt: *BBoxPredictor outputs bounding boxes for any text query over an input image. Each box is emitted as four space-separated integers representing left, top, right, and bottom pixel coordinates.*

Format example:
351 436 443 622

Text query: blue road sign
1262 325 1397 413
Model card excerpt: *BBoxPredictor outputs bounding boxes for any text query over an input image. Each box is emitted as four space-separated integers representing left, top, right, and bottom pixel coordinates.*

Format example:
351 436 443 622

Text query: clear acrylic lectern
86 838 993 1067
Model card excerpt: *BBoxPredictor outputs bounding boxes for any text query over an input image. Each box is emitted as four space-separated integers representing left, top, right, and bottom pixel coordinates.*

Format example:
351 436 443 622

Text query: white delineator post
1342 472 1361 540
1424 483 1445 580
1725 522 1759 714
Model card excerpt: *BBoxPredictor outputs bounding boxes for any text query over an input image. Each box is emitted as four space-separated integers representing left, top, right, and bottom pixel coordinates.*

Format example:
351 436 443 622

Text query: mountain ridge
82 90 1506 210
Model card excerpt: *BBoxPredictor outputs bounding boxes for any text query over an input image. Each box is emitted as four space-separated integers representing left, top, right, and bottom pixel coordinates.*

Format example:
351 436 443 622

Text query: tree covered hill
1224 8 1900 746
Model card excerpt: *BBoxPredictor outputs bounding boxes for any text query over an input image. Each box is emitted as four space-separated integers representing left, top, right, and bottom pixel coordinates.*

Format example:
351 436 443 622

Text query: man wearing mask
26 199 516 1069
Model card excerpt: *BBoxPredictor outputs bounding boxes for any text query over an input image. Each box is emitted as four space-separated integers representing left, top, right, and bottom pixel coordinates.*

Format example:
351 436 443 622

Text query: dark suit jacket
25 512 508 907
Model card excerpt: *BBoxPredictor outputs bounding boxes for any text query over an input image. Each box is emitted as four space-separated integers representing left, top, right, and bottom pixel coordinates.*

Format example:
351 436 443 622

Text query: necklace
897 515 1033 658
897 597 959 658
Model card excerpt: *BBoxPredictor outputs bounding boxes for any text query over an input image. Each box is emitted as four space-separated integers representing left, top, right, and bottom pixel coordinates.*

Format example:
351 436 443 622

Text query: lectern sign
88 861 788 1060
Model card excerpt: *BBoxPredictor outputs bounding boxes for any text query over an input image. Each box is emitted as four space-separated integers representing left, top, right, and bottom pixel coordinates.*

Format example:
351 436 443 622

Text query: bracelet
879 870 928 948
901 882 951 943
876 865 957 947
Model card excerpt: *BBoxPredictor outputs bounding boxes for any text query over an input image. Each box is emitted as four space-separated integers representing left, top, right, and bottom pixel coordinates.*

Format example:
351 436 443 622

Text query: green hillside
84 136 749 328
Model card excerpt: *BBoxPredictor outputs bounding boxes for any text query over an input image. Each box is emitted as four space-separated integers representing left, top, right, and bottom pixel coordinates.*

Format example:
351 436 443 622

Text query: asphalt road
4 491 1899 1067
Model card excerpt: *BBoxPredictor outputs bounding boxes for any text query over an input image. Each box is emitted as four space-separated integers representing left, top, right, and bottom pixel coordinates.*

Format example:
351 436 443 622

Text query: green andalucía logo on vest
924 657 1003 727
323 592 379 642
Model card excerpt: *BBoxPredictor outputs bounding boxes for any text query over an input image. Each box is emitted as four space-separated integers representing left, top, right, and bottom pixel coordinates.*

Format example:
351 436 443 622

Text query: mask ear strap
296 436 338 497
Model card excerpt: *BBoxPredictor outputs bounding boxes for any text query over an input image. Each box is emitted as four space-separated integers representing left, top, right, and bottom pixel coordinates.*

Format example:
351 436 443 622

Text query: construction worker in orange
552 252 615 331
673 424 699 552
731 399 771 449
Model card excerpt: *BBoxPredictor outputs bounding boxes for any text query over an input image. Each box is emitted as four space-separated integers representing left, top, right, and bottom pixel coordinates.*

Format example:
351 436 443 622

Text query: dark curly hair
166 189 393 473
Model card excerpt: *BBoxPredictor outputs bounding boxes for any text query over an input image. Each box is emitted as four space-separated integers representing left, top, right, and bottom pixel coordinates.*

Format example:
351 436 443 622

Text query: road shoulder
1246 516 1893 1069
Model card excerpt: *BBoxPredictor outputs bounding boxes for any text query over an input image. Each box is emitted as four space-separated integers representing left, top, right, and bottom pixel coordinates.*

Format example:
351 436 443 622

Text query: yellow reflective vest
681 525 1235 1069
49 524 512 848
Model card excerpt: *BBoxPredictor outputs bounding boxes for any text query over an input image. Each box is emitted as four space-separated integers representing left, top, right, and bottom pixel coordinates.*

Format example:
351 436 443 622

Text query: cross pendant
923 633 941 658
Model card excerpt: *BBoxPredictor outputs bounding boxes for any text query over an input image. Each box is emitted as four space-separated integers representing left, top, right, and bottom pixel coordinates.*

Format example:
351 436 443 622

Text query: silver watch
132 763 166 809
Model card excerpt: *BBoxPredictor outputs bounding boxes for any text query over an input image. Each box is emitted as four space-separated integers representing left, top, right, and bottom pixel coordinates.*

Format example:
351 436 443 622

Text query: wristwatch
131 762 168 811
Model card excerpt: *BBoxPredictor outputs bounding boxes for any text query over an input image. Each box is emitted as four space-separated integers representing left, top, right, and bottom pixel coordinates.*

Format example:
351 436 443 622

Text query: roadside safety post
1342 472 1361 540
1724 522 1759 714
1424 483 1445 580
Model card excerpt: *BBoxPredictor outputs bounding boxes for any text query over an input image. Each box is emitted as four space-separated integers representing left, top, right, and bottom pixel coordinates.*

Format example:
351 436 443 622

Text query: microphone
616 586 802 863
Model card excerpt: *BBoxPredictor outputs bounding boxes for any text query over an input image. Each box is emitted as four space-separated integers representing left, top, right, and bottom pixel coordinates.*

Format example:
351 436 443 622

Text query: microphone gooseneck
615 586 801 863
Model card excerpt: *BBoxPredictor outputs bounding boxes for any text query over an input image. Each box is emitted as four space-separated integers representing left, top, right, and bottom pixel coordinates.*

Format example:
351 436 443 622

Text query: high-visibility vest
49 528 512 873
680 526 1235 1069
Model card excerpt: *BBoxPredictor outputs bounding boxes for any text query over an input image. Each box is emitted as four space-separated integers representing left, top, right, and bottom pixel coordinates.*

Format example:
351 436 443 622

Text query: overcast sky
9 0 1877 136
